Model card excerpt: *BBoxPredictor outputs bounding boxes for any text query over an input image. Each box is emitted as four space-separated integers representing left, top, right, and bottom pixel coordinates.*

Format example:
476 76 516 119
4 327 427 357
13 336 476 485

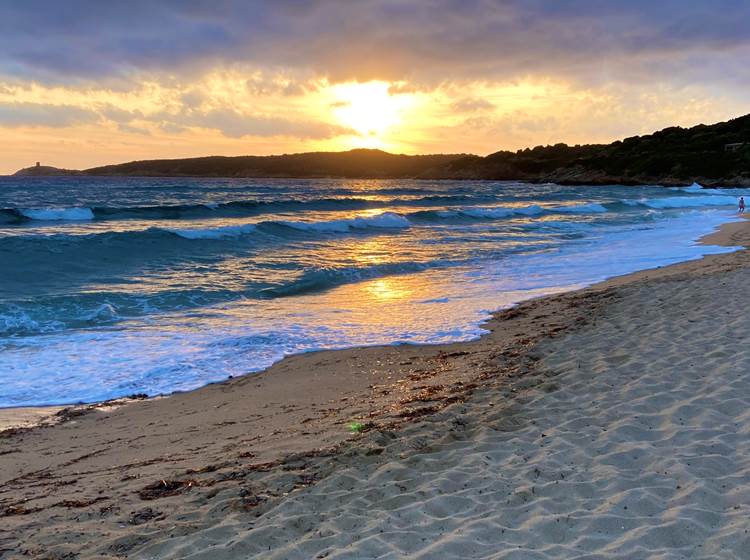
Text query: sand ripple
137 267 750 559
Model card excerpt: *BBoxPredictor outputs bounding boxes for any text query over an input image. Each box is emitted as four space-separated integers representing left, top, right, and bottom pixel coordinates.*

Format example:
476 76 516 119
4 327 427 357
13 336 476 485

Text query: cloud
160 108 351 139
244 74 316 97
1 1 749 90
180 90 207 110
451 98 496 113
99 105 143 123
0 98 344 141
117 123 151 135
0 102 99 127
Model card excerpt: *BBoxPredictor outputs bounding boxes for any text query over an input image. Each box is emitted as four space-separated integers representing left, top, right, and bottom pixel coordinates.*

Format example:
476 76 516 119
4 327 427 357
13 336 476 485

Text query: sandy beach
2 219 750 559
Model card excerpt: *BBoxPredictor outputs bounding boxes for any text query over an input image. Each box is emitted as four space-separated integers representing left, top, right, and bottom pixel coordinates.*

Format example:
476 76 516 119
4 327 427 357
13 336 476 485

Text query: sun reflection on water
365 277 411 301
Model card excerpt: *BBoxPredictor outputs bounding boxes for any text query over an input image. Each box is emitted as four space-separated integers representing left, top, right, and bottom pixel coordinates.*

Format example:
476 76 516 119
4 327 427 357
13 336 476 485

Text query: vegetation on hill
13 165 80 177
429 114 750 185
83 149 465 179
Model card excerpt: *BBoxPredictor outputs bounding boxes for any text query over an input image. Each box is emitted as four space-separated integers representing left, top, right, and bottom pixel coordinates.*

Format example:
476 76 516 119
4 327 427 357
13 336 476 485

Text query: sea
0 177 743 407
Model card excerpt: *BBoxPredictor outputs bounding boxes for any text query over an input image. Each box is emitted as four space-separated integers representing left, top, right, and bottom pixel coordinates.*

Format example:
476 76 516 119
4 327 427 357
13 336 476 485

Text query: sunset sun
330 81 414 147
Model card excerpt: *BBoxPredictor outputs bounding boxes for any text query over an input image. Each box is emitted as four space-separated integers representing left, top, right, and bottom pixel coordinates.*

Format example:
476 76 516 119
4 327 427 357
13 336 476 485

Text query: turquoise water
0 177 740 406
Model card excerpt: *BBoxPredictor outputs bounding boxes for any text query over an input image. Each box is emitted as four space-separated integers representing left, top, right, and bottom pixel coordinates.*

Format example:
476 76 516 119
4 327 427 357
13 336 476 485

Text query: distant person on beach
740 197 746 213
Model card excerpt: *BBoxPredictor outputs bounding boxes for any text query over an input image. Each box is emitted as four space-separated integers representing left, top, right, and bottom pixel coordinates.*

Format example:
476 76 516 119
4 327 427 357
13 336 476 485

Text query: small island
13 162 81 177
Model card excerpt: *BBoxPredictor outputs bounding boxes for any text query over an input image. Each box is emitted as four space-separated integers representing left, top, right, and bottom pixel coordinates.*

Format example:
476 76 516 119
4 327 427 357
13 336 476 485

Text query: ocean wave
552 203 608 213
517 204 547 215
276 211 411 232
0 257 460 336
637 195 737 209
460 207 516 219
91 198 369 220
0 300 118 337
0 290 237 337
18 207 94 221
0 305 65 336
259 260 446 298
166 223 258 239
3 203 612 244
0 195 494 225
670 183 706 193
429 205 543 220
410 202 605 222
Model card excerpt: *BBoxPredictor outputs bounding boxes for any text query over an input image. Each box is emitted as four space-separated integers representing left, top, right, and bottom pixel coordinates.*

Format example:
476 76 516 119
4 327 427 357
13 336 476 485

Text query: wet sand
1 218 749 559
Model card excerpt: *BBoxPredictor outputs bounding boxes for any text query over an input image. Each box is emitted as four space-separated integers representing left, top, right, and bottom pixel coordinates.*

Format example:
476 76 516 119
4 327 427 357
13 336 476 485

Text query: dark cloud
99 105 143 123
0 102 99 127
0 99 343 140
244 75 315 97
1 1 749 88
180 90 207 110
154 108 351 139
180 108 351 139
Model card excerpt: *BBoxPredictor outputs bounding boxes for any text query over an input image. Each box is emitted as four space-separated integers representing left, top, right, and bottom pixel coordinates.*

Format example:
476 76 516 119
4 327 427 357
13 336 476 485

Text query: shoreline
6 174 750 188
2 217 749 558
0 213 742 432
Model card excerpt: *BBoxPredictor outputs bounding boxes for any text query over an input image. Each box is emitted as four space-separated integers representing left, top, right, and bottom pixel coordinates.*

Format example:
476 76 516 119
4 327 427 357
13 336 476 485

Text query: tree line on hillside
430 114 750 185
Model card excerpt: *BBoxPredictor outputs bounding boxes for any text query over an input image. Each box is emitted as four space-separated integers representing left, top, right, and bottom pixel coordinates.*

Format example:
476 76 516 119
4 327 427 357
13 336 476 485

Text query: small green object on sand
348 421 366 434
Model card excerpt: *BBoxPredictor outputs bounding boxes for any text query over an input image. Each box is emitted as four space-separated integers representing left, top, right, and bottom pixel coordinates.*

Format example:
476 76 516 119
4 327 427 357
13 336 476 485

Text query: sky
1 0 749 174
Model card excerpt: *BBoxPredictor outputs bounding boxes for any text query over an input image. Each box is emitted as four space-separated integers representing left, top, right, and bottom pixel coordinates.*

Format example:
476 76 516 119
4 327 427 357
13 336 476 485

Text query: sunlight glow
330 82 414 148
0 72 743 174
365 278 412 302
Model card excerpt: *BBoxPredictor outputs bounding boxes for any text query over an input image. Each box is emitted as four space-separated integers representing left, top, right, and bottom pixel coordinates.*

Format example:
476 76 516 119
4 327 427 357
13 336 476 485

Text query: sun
330 81 413 148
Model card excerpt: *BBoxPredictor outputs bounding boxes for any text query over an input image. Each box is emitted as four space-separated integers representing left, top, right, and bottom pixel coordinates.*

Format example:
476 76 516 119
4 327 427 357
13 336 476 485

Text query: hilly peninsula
13 114 750 186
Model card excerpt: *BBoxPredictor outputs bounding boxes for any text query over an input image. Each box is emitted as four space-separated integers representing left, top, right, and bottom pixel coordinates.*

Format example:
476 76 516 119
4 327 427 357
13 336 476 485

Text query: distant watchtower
35 161 40 167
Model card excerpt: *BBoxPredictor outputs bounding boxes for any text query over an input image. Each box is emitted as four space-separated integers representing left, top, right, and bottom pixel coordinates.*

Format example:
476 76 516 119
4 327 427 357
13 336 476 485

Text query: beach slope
2 221 750 558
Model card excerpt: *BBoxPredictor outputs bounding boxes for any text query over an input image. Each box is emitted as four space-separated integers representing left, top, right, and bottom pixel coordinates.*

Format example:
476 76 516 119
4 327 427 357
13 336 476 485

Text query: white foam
167 223 257 239
460 207 515 219
641 195 737 209
81 303 119 321
460 204 597 219
0 306 63 336
19 207 94 221
553 203 608 213
514 205 545 216
458 205 543 219
279 212 411 232
682 183 704 193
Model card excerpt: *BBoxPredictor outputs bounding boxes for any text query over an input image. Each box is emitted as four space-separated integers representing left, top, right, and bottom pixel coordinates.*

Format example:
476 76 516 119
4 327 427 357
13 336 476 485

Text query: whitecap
279 212 411 232
553 203 608 214
166 223 257 239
